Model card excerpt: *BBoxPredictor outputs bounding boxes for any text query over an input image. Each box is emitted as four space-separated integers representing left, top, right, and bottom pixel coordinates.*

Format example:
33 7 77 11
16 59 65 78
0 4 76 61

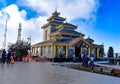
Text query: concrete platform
0 62 120 84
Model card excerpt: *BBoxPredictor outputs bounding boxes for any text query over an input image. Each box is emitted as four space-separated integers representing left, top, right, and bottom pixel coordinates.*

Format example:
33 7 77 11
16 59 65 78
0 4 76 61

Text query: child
11 56 15 64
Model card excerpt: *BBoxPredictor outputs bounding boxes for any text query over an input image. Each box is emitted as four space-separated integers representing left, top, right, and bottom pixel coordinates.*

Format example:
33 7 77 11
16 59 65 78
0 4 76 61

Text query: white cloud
0 0 100 49
20 0 99 21
0 4 47 49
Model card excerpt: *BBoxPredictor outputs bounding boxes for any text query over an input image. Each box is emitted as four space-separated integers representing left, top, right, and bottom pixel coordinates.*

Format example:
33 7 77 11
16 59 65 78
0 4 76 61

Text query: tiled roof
53 34 62 37
59 28 80 34
33 40 53 46
63 23 77 27
41 20 62 28
54 16 66 21
55 37 78 44
47 16 65 21
49 20 63 24
92 44 103 46
86 37 94 41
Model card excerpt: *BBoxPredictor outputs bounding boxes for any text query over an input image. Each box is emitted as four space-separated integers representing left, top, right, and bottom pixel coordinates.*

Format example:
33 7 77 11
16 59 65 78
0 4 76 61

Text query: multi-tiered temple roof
33 10 102 48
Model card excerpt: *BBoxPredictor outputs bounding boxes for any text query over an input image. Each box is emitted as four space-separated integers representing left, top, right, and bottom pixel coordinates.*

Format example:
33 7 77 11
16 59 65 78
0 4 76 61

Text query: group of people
82 54 94 68
58 51 94 68
72 53 94 68
1 49 15 64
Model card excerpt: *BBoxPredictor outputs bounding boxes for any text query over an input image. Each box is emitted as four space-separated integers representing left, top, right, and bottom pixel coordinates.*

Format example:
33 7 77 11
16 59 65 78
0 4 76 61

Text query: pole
3 19 7 49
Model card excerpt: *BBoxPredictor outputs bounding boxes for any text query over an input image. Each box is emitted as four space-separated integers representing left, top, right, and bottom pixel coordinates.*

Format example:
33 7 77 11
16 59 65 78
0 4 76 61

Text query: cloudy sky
0 0 120 53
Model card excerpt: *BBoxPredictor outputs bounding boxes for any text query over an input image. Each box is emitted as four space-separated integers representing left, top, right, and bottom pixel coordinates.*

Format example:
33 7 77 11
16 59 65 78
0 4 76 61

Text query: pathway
0 62 120 84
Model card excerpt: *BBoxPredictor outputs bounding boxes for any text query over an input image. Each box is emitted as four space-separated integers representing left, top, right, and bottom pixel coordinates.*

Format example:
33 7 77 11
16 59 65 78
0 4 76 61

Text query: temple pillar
88 47 90 56
66 46 68 58
54 45 56 57
97 48 99 58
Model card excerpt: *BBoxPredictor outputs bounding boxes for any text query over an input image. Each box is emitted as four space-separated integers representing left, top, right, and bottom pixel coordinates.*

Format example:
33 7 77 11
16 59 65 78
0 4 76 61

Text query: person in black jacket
1 49 6 64
7 50 11 63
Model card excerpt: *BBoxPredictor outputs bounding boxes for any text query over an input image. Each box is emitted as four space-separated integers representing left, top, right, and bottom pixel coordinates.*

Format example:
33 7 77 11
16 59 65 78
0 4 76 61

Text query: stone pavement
0 62 120 84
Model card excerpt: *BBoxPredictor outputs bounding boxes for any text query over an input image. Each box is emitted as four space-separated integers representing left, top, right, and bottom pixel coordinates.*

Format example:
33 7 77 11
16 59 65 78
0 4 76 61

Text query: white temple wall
43 25 51 41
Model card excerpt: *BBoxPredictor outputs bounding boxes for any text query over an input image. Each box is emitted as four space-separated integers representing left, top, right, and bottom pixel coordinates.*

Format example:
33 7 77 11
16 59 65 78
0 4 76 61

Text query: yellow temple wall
32 45 101 59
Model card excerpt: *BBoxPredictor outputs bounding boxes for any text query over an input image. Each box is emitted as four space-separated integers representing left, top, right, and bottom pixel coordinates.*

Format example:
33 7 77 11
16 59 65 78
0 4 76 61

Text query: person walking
90 55 94 72
7 50 11 64
84 54 89 67
82 54 85 66
1 49 6 64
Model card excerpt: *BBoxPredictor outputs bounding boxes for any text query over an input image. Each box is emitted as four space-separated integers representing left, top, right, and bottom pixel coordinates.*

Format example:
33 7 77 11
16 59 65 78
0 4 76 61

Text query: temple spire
52 8 60 16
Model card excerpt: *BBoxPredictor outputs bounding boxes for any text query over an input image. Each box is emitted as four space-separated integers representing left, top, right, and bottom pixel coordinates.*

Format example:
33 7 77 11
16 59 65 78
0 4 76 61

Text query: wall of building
42 46 53 58
43 25 51 41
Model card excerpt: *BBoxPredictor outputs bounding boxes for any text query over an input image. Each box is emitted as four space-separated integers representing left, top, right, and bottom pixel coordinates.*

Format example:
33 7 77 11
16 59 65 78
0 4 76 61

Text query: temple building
32 10 103 61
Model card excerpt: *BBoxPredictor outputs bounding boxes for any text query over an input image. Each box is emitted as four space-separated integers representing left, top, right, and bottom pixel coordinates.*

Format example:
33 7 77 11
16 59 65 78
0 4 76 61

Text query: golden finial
52 7 60 16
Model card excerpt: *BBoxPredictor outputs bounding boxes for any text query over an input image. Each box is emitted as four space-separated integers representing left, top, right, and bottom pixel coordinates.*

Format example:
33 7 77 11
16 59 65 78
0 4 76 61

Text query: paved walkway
0 62 120 84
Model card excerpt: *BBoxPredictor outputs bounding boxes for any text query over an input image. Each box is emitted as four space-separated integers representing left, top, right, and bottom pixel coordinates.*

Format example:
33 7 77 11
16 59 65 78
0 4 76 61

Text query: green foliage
107 46 114 57
8 40 30 58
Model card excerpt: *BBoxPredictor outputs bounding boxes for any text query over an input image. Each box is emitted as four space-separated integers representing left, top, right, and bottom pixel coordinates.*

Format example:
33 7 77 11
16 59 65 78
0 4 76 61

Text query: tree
99 47 105 57
107 46 114 64
8 40 30 60
107 46 114 58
